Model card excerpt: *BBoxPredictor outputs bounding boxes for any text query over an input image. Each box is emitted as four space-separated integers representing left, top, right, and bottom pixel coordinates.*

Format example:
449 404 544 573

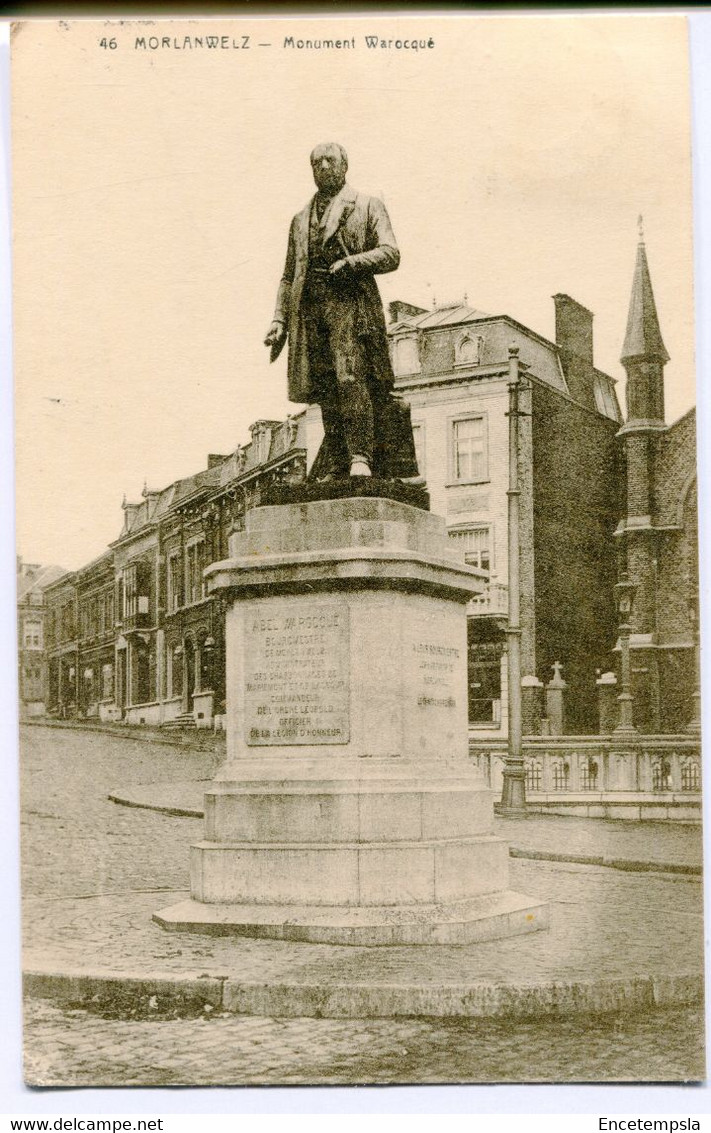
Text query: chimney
388 300 428 325
553 294 594 365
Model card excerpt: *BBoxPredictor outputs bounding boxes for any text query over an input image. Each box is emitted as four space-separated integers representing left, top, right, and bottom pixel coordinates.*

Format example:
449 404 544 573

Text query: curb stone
21 718 225 753
22 968 703 1021
508 847 702 877
107 792 205 818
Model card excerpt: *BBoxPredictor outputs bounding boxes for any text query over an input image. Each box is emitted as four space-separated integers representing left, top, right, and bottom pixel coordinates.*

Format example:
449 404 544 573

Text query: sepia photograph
10 12 704 1090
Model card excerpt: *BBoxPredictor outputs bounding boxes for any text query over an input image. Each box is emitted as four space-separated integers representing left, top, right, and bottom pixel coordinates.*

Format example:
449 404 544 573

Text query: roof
395 302 492 330
116 413 307 541
621 239 669 364
17 563 67 602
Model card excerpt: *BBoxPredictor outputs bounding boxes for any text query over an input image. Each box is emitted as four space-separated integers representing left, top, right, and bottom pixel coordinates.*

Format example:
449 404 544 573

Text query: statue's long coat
272 183 400 404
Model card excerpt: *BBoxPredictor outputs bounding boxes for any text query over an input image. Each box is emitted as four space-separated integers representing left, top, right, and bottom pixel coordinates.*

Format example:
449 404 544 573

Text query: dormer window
392 334 420 376
593 374 619 421
455 332 483 367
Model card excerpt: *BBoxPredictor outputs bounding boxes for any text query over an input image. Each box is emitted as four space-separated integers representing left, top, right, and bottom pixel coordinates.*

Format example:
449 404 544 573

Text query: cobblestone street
23 999 705 1087
19 723 705 1086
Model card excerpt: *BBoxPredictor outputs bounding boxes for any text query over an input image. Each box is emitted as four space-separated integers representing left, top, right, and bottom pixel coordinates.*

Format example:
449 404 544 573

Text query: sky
12 13 695 570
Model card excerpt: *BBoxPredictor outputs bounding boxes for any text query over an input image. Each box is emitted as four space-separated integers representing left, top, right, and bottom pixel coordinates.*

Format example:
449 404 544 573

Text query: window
83 667 95 703
451 416 487 482
23 620 42 650
123 562 151 621
123 565 137 620
134 641 152 704
185 541 205 605
411 423 425 478
392 335 420 376
60 603 75 642
167 553 182 612
101 663 114 700
593 375 619 420
448 527 491 573
103 591 115 633
467 637 502 726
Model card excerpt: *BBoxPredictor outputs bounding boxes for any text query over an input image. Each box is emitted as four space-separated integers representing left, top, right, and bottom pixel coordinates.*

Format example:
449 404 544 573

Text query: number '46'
99 38 117 49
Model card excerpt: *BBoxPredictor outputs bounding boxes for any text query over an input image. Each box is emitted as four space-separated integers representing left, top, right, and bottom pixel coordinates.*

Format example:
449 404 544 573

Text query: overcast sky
12 14 695 570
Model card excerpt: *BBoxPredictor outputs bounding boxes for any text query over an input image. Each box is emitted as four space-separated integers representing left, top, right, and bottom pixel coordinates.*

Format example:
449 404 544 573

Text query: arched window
171 644 184 698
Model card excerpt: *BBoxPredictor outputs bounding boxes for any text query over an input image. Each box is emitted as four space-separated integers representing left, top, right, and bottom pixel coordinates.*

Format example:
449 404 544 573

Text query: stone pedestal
155 497 548 945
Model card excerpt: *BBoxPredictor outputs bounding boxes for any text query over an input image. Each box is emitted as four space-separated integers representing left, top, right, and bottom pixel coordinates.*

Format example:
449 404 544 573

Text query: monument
264 141 420 486
155 146 548 945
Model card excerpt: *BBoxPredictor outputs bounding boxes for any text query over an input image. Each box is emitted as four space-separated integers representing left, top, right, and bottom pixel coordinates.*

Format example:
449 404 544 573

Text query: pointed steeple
621 217 669 364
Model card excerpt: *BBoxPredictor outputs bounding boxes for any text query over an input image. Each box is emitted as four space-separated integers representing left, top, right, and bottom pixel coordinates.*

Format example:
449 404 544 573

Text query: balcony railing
467 581 508 617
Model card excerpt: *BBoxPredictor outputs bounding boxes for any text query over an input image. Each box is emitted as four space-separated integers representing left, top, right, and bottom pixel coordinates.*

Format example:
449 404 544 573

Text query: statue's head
310 142 348 195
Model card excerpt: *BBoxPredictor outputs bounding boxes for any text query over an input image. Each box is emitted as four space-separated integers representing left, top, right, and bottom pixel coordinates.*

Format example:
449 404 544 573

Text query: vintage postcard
11 14 703 1088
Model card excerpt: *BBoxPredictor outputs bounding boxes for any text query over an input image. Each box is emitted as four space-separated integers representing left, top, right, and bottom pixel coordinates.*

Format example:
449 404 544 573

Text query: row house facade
44 571 79 719
43 416 306 728
17 558 66 717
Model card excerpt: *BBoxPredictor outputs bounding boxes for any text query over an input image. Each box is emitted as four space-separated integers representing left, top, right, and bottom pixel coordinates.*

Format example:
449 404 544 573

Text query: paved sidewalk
109 778 703 870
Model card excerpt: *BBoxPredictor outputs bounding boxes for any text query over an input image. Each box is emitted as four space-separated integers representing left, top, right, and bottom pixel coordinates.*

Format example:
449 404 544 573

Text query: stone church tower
616 221 698 733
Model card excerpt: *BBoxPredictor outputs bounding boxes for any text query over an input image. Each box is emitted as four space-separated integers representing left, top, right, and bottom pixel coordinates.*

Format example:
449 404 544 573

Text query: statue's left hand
329 259 351 278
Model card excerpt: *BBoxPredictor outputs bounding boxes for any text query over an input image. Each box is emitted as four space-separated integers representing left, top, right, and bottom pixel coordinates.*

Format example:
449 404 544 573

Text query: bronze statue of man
265 143 418 481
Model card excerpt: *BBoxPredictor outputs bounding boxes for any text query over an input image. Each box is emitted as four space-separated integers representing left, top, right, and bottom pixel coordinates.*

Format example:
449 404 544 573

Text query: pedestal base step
153 890 548 947
260 478 430 512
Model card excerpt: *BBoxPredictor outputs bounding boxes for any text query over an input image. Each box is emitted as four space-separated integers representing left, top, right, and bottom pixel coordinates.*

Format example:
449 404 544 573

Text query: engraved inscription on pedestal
411 638 460 711
244 603 350 745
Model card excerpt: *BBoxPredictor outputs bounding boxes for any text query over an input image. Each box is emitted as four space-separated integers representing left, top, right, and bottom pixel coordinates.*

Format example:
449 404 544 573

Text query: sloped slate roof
398 303 492 329
621 240 670 364
17 563 67 601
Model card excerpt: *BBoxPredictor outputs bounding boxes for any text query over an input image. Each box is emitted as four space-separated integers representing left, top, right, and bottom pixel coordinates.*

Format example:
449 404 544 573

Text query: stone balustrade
468 581 508 616
470 735 701 821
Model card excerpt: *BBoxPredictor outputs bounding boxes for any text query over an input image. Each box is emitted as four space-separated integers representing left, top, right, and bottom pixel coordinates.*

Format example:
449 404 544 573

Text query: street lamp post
498 346 527 816
613 572 638 737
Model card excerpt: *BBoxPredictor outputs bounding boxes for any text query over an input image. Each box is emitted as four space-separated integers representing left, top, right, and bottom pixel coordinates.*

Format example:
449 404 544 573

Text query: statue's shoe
350 461 372 477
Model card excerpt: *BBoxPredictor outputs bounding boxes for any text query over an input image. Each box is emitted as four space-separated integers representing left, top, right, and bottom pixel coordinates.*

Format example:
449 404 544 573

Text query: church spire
620 217 669 365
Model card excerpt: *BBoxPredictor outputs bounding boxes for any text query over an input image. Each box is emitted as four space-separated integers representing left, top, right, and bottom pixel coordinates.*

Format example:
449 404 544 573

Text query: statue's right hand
264 321 287 348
